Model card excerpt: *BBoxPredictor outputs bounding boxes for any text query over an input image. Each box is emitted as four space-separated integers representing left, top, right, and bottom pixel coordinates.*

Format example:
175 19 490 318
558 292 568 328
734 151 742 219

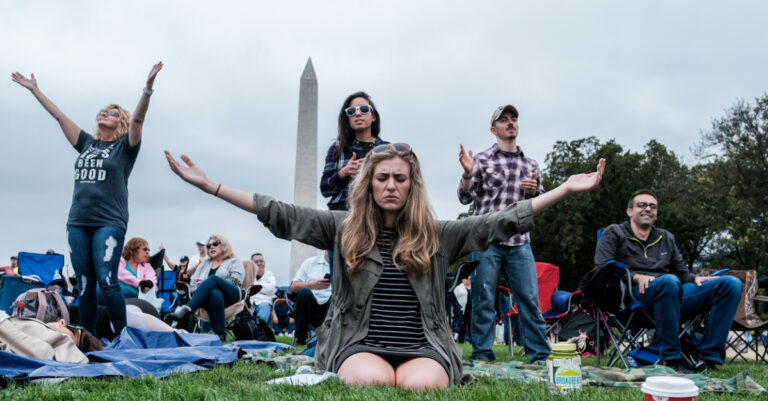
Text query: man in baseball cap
457 104 550 364
188 240 208 274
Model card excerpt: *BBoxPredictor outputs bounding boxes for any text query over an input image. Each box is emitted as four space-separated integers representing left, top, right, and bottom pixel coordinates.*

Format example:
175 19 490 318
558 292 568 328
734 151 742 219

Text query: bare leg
337 352 395 386
395 357 449 390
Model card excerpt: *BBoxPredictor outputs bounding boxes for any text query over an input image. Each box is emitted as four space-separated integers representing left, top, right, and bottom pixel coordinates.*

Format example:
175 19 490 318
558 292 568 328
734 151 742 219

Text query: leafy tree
697 95 768 275
532 138 714 290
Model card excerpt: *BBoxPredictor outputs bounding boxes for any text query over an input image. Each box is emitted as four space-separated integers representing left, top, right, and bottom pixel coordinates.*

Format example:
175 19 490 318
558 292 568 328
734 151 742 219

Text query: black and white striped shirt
362 227 430 350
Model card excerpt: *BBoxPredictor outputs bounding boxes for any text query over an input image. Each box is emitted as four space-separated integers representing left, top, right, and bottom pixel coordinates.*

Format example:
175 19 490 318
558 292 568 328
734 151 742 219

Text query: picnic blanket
241 353 766 395
0 327 292 384
463 360 766 395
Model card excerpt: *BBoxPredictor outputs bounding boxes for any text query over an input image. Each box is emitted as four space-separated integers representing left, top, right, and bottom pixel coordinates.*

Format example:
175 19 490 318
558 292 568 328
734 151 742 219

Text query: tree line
530 94 768 290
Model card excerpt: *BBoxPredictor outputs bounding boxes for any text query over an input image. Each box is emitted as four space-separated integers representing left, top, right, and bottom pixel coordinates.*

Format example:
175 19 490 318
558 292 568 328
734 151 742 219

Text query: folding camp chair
701 269 768 363
588 259 717 369
0 252 66 314
156 269 180 314
502 262 575 354
17 252 64 286
182 259 260 340
445 261 479 343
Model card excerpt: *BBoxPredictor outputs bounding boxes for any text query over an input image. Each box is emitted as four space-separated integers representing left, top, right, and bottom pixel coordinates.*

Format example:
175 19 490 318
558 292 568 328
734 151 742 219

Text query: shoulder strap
51 291 70 324
35 289 47 321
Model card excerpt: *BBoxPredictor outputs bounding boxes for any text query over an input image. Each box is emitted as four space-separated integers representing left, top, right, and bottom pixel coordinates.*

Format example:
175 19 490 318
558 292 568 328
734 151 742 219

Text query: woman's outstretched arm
11 72 81 146
128 62 163 147
165 151 256 212
530 158 605 214
165 151 337 251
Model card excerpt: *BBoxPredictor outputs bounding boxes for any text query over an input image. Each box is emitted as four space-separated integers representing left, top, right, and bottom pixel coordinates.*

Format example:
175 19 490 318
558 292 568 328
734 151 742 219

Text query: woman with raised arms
165 144 604 390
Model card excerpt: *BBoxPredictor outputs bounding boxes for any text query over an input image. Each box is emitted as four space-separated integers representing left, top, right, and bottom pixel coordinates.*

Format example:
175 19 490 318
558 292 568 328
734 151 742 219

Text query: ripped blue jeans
67 225 127 335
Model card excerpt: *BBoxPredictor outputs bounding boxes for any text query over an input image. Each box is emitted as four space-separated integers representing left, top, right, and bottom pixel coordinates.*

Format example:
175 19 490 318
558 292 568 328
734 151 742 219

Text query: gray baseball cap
490 104 519 126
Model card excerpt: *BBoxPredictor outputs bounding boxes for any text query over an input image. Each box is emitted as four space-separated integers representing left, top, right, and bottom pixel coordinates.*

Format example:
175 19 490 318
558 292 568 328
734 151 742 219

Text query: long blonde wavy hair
94 104 131 140
341 145 439 276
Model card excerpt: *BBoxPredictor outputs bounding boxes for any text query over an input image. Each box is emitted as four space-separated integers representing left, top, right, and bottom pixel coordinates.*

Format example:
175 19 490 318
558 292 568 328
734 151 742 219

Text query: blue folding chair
0 252 65 314
156 269 180 314
17 252 64 286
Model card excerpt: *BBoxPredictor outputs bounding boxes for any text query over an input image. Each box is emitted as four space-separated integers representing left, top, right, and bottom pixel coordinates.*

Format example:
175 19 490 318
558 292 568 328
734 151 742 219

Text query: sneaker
171 305 192 321
699 360 719 373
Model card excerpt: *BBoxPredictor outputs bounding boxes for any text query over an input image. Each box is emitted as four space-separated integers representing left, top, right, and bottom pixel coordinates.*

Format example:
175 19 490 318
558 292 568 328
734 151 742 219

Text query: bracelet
143 87 154 96
214 183 222 197
462 174 473 180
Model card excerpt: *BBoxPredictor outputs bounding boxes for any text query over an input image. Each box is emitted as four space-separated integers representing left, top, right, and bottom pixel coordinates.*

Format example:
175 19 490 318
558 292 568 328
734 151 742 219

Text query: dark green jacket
253 193 534 384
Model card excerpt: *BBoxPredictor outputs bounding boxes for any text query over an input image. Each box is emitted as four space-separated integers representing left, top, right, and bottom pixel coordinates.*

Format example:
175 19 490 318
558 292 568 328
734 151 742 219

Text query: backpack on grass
232 312 275 342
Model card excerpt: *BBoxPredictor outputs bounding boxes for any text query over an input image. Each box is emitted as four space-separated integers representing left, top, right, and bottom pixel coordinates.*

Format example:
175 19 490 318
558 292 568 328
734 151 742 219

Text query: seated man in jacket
594 189 742 371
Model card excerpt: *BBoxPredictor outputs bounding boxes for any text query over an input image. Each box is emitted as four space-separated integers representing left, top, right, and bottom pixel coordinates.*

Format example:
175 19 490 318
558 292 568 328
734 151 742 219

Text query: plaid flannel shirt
457 143 543 246
321 137 389 210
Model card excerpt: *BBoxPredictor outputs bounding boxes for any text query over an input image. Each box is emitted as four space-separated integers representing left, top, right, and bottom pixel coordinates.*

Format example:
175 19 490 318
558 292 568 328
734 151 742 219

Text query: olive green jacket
253 193 534 384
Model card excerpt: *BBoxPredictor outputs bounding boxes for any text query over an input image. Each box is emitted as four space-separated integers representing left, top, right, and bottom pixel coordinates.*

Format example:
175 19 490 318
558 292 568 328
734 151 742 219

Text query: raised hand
11 72 38 91
563 158 605 193
146 62 163 89
459 144 474 176
521 172 538 195
165 151 213 193
340 152 362 178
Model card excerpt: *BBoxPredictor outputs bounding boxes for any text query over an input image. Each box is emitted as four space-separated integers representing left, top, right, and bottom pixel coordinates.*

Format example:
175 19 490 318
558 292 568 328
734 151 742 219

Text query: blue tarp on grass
0 327 292 382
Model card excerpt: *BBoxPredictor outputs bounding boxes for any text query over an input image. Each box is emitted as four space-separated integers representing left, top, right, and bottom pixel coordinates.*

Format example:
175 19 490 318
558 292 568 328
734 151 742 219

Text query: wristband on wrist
143 87 154 96
213 183 222 197
462 174 473 180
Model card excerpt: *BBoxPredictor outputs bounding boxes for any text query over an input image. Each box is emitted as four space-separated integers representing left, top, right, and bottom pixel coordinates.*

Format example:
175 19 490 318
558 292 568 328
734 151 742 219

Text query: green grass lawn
2 338 766 401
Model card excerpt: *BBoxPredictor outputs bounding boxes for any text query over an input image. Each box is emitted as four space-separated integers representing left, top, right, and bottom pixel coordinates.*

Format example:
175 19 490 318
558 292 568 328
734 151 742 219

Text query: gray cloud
2 1 767 285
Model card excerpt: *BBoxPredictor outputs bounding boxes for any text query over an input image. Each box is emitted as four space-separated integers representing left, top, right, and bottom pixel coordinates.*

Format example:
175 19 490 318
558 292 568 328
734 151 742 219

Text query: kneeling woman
171 235 243 341
165 145 604 389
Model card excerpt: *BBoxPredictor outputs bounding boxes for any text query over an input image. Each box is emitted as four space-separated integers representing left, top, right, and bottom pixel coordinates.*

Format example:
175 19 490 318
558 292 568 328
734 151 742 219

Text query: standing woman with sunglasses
164 143 604 389
320 92 389 211
11 63 163 337
170 235 244 342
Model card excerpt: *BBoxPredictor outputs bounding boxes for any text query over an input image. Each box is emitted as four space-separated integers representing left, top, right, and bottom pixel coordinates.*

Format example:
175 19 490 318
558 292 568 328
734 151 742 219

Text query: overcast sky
1 1 766 285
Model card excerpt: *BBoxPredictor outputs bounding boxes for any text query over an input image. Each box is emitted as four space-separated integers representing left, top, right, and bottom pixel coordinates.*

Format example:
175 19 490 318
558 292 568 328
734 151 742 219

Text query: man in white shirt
290 251 331 345
187 240 207 276
249 252 276 324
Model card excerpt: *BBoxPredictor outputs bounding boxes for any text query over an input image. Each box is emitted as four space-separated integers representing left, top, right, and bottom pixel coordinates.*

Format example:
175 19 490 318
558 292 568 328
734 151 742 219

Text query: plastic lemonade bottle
547 343 582 393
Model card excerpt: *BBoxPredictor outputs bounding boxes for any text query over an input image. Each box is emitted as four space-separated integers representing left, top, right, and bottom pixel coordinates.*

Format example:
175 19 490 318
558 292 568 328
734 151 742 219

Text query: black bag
578 262 627 313
232 312 275 342
557 308 608 355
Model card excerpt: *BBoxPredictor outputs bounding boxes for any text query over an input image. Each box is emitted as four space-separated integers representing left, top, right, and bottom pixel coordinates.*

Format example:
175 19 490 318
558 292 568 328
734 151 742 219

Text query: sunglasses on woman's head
345 105 373 116
206 241 221 248
372 142 412 154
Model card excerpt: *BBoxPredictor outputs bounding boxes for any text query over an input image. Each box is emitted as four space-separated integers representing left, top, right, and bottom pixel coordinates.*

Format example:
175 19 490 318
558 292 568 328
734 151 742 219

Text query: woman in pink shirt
117 237 157 298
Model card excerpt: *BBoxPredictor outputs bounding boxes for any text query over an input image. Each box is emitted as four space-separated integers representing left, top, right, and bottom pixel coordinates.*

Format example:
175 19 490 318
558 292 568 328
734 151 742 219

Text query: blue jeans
633 274 742 364
188 275 241 335
470 243 550 362
67 225 127 335
255 302 273 325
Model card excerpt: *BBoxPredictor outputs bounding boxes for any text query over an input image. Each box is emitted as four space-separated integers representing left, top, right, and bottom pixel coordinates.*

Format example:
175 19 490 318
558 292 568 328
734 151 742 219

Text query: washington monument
289 58 318 277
